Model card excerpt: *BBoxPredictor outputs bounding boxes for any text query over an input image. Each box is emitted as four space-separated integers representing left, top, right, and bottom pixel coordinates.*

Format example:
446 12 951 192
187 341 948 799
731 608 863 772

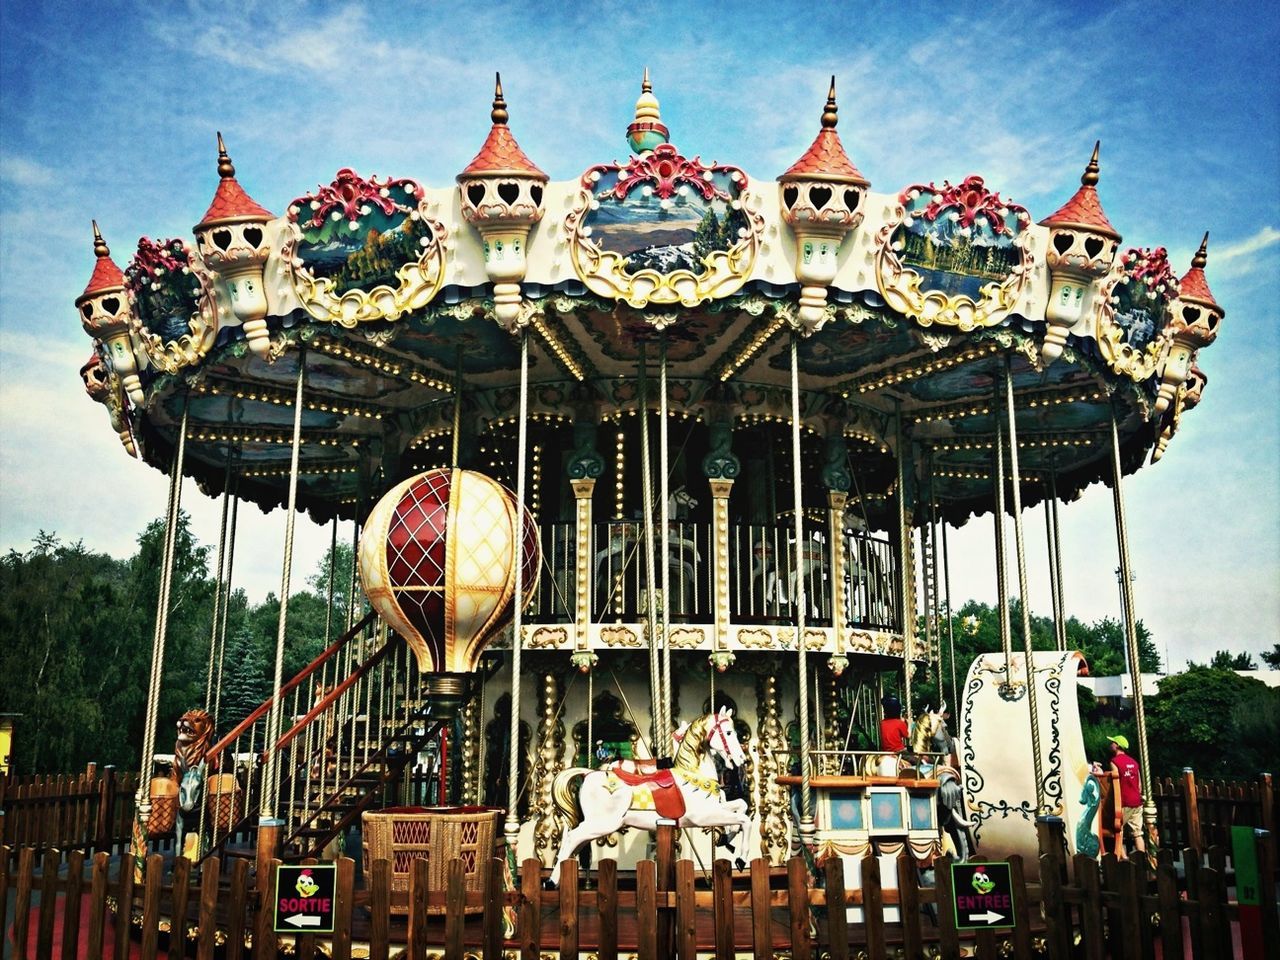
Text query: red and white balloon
359 468 538 674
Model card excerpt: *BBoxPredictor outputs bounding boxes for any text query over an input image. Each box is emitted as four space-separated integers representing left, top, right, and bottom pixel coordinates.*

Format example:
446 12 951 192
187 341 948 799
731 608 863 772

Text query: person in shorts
1107 734 1144 858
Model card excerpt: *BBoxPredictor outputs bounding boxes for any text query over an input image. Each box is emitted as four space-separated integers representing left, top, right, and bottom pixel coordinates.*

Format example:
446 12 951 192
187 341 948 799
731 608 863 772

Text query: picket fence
2 818 1277 960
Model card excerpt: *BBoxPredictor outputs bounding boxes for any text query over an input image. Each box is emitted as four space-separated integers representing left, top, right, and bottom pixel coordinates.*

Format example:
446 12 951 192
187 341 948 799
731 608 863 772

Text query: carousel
76 70 1223 915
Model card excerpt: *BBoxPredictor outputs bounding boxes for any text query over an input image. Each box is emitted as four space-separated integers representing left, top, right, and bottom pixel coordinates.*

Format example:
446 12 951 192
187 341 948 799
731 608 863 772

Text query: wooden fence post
933 855 960 960
557 857 579 960
636 858 657 960
1074 855 1104 960
168 856 192 960
519 857 542 960
407 857 429 960
655 823 675 959
86 850 110 960
1260 773 1275 866
1182 768 1202 852
1154 848 1183 960
787 856 811 960
113 847 136 960
446 856 468 960
597 858 618 960
332 857 354 960
368 858 390 960
140 851 165 960
95 766 117 854
675 858 697 960
828 857 851 960
750 858 771 960
712 857 734 960
482 856 503 960
196 857 221 960
1037 852 1071 960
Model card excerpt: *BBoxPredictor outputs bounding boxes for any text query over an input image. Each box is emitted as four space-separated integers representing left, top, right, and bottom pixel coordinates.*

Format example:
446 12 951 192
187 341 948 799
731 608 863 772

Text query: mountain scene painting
585 170 746 276
891 219 1021 300
296 208 434 297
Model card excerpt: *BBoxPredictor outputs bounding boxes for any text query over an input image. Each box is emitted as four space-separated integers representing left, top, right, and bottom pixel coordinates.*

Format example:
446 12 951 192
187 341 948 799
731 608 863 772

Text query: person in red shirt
880 695 910 753
1108 734 1145 858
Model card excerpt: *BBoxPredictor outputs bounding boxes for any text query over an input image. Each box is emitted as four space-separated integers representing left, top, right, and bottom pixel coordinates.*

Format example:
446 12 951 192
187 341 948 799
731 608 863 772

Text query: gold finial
821 75 839 129
642 67 652 94
91 220 110 258
1081 140 1100 187
1192 231 1209 269
216 131 236 179
633 68 661 123
491 72 509 125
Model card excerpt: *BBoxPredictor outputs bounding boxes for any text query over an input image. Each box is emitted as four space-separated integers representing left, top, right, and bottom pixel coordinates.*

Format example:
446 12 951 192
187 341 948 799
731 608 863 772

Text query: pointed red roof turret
81 221 125 298
459 74 548 180
779 78 869 185
1040 142 1120 240
1177 232 1220 308
197 133 274 227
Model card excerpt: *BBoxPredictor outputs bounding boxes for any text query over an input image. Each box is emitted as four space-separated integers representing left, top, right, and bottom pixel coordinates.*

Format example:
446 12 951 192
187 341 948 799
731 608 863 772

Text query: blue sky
1 1 1276 668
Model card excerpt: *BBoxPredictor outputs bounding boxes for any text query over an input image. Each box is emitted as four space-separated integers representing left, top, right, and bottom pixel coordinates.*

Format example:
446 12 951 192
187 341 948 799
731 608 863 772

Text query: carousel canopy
77 75 1222 528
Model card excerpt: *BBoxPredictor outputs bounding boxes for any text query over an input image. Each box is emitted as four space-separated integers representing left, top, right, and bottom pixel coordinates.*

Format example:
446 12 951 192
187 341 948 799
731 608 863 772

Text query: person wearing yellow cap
1107 734 1144 859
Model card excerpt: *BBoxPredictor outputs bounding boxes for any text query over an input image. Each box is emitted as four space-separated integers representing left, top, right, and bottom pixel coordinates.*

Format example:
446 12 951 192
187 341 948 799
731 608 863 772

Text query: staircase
204 613 448 862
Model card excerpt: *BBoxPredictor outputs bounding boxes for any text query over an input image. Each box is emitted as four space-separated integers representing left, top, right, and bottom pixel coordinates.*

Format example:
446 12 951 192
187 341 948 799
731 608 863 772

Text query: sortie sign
950 862 1016 930
274 864 337 933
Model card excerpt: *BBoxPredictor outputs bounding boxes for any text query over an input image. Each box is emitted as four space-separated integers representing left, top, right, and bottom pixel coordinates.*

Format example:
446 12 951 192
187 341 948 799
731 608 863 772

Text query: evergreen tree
217 623 270 733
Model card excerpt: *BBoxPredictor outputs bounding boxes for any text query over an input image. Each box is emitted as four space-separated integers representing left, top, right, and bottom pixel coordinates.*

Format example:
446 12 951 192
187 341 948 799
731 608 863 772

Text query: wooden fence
1152 770 1276 862
2 820 1277 960
0 765 137 855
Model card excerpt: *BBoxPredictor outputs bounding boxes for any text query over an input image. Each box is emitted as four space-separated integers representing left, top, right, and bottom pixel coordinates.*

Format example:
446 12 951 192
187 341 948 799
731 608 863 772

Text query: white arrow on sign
969 910 1005 925
285 915 322 928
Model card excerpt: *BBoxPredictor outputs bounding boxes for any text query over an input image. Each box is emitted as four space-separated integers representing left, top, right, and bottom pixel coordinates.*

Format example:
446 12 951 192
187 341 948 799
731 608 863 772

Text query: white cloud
1212 225 1280 267
0 154 55 187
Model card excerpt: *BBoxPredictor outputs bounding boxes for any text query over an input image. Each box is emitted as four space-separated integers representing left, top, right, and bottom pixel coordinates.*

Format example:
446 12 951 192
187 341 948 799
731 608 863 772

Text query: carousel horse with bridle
910 703 974 861
550 707 752 886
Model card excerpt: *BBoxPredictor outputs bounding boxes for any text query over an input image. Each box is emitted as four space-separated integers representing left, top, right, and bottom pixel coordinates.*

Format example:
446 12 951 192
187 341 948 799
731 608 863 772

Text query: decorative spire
459 76 548 179
92 219 109 258
821 76 838 129
627 69 669 153
1177 231 1220 308
81 221 125 298
778 77 868 185
197 132 274 227
491 72 509 126
1038 141 1119 239
1192 231 1209 269
1081 140 1100 187
216 131 235 179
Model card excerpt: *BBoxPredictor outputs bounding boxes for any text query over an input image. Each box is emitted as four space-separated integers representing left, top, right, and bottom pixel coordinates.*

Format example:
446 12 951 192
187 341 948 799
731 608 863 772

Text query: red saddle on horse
610 766 687 820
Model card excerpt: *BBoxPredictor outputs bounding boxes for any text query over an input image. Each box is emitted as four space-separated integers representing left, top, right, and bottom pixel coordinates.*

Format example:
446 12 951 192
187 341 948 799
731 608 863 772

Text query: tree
1192 649 1257 670
1263 644 1280 669
1146 666 1280 779
217 622 271 735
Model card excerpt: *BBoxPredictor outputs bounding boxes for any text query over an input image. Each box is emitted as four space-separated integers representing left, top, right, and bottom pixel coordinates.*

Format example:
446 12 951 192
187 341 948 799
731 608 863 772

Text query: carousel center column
568 405 604 664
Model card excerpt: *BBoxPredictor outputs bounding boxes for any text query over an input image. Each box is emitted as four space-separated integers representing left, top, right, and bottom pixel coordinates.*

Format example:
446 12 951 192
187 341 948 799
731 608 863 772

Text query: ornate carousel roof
76 74 1224 528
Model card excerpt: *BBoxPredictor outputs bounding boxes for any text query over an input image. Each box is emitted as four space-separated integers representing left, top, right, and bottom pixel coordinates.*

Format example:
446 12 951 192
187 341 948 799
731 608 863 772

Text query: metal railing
842 530 899 631
592 520 712 622
528 522 575 623
729 524 833 626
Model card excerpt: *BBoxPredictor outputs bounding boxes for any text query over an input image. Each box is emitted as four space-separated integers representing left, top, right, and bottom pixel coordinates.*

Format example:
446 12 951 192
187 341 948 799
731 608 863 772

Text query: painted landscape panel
585 170 745 277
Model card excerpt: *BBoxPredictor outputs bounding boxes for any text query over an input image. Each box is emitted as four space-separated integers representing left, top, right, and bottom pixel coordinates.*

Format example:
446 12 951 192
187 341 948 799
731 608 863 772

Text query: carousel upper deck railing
592 519 713 622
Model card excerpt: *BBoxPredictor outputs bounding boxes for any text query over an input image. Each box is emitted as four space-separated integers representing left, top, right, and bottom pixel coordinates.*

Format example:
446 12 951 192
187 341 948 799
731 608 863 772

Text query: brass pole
1109 408 1157 850
894 401 914 729
1003 355 1046 815
637 340 664 746
505 329 531 849
204 451 235 713
941 519 959 713
789 332 813 841
1050 471 1068 650
451 345 464 469
132 395 189 878
260 348 307 823
658 335 672 749
992 377 1012 678
324 515 338 643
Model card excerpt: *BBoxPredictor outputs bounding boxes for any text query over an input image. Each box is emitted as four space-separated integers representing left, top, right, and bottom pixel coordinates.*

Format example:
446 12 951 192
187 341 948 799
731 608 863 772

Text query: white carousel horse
550 708 752 886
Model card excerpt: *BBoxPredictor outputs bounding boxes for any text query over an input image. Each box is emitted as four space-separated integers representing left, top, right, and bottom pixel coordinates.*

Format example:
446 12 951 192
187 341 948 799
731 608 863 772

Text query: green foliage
1192 649 1258 670
1262 644 1280 669
0 517 350 774
1146 666 1280 778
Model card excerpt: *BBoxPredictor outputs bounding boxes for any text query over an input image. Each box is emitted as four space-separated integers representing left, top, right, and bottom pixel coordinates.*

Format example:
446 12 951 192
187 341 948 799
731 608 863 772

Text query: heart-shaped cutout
80 303 93 320
809 186 833 209
243 226 264 249
1053 233 1074 255
497 182 520 205
1084 236 1104 258
530 184 543 207
843 188 860 210
101 296 121 315
782 185 799 210
1183 306 1201 324
467 184 486 207
212 229 232 252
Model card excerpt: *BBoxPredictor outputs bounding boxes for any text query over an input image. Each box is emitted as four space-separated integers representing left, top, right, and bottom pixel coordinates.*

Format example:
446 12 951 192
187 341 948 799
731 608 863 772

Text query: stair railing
201 611 378 855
